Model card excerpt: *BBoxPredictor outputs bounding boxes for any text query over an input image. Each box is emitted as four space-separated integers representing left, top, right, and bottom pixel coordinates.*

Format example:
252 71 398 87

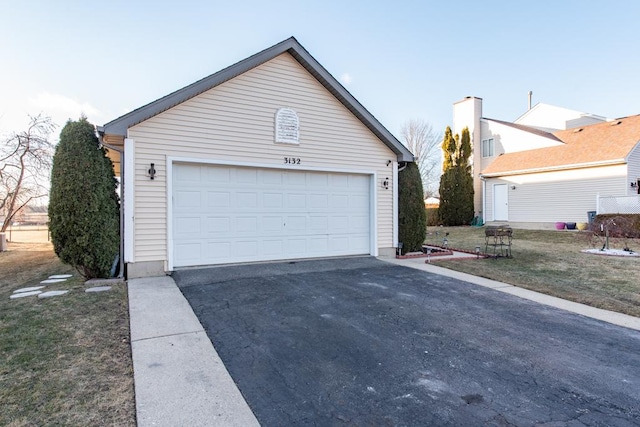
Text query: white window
482 138 494 158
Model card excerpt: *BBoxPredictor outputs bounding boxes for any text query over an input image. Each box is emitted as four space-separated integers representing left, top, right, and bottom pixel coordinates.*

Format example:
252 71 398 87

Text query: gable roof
481 114 640 177
485 118 562 142
98 37 413 162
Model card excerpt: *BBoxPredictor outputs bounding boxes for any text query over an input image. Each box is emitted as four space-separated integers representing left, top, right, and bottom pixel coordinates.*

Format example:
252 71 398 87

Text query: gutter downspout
98 134 125 279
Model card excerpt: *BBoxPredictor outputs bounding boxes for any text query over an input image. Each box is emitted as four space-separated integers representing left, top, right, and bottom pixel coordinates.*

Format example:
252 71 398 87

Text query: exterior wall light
148 163 156 180
631 181 638 188
382 177 389 190
510 185 516 190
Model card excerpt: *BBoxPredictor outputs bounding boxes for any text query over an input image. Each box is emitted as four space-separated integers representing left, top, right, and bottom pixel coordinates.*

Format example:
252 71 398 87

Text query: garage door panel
175 242 202 263
172 163 371 267
236 217 258 233
288 194 306 208
207 191 230 208
175 191 201 209
350 215 369 232
237 192 258 208
205 241 231 260
329 216 349 232
175 165 201 182
262 169 283 185
235 240 258 257
263 240 283 255
206 166 230 183
350 195 369 210
205 216 230 234
175 217 201 234
330 195 349 209
309 216 328 232
262 216 283 232
283 239 305 254
236 168 258 184
263 193 283 208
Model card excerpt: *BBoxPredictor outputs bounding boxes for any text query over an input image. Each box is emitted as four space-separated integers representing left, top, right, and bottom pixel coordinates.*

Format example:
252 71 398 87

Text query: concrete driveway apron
174 257 640 426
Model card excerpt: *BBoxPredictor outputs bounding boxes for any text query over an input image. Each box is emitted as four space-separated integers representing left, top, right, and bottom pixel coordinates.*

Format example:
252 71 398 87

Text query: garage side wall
127 53 397 274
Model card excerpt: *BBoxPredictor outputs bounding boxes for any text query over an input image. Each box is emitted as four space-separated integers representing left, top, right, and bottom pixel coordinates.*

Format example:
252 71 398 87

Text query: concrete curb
382 256 640 332
128 276 260 427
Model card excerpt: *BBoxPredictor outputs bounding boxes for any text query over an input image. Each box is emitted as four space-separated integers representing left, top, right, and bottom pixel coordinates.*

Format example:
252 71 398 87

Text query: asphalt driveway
174 257 640 426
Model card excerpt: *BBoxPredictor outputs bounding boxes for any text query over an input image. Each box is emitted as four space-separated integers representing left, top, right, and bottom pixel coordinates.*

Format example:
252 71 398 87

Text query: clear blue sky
2 0 639 141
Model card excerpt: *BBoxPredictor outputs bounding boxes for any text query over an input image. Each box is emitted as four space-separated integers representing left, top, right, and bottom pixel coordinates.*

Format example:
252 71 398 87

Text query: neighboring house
453 97 640 228
98 37 413 278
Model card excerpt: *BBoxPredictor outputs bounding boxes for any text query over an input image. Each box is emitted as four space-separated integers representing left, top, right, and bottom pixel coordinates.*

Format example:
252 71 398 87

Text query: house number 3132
284 157 301 165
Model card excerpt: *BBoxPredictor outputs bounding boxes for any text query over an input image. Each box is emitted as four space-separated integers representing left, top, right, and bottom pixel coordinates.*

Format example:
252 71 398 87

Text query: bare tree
0 115 55 232
400 119 442 197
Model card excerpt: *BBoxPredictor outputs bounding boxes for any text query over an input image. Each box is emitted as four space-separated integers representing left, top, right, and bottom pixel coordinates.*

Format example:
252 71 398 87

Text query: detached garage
98 37 413 278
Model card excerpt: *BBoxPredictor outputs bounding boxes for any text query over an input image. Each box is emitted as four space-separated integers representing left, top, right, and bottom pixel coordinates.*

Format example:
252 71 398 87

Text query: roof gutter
481 158 627 178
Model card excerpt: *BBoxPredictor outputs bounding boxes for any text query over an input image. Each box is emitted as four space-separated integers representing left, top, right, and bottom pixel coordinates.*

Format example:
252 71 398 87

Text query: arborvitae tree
441 126 456 171
49 118 120 279
398 161 427 254
438 126 474 226
457 127 475 223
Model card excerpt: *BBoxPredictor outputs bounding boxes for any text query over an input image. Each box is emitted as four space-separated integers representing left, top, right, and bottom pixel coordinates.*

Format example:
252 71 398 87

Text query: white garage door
172 163 371 267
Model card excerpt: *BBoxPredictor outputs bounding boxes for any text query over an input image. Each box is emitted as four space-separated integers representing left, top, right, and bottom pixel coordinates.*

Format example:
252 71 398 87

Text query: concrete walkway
127 255 640 426
128 276 260 427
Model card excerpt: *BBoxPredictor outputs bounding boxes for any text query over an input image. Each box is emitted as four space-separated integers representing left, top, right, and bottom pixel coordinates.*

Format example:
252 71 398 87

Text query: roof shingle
481 114 640 176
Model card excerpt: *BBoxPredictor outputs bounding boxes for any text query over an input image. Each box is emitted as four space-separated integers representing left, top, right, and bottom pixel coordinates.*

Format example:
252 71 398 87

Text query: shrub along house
98 37 413 278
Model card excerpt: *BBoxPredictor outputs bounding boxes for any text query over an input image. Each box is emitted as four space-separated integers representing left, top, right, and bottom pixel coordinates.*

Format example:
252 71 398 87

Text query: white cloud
340 73 353 85
28 92 102 127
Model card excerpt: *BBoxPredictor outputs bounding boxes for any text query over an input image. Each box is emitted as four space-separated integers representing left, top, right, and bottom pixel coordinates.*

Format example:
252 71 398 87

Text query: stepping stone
14 286 46 293
49 274 73 279
38 290 69 298
85 286 112 293
40 278 67 284
10 290 42 299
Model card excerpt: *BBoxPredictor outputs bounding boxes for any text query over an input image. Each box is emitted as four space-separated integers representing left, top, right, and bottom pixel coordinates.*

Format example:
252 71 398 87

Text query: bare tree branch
400 119 442 198
0 114 55 231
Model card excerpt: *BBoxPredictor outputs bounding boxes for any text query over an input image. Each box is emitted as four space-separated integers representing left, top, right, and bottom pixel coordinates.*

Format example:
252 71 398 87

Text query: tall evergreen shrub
399 161 427 254
438 126 474 225
49 118 120 278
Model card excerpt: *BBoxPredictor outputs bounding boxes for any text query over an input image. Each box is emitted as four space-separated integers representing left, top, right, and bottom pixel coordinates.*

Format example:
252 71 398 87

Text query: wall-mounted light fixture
631 181 638 188
148 163 156 180
386 160 392 166
510 185 516 190
382 177 389 190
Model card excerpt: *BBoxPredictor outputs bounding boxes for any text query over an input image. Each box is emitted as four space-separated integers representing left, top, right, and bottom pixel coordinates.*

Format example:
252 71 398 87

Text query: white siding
514 103 606 132
128 53 396 264
474 119 562 217
484 165 627 223
627 143 640 196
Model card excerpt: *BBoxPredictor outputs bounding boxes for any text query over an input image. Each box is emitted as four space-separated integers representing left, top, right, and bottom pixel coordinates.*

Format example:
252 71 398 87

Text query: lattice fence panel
598 196 640 214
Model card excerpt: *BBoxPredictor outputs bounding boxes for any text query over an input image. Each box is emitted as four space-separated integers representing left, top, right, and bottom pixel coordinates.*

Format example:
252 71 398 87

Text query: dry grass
426 226 640 318
0 241 135 426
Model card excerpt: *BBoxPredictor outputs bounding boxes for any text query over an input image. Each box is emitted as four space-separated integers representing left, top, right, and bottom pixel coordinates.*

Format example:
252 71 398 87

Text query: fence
597 195 640 215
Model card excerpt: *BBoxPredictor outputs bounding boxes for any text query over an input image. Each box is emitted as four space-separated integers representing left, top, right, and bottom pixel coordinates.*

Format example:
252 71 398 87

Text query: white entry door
493 184 508 221
171 163 372 268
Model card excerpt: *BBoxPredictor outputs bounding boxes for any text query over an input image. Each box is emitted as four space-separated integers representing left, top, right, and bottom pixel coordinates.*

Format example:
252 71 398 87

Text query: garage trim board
167 156 378 270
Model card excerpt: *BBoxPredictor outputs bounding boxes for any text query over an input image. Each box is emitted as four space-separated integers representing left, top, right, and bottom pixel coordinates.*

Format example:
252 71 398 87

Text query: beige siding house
453 97 640 228
99 38 413 278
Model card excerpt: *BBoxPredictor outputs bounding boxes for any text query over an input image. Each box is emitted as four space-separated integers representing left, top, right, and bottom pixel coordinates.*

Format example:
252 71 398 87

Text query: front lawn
425 227 640 318
0 242 135 426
